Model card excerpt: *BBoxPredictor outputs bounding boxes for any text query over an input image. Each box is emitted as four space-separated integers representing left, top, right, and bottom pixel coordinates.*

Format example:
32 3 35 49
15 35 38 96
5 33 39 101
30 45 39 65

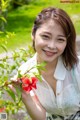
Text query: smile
42 49 57 57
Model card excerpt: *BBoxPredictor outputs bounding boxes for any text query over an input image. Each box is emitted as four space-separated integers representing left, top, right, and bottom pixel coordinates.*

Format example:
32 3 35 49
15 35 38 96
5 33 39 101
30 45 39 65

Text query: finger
8 84 17 95
30 90 39 103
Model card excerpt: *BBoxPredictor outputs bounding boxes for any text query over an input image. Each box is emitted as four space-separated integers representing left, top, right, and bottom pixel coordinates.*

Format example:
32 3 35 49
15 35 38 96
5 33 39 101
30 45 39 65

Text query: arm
10 64 46 120
22 90 46 120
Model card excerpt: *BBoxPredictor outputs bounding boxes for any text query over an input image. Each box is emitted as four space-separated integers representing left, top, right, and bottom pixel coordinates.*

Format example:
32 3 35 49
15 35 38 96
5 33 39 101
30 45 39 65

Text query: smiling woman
10 7 80 120
33 19 67 63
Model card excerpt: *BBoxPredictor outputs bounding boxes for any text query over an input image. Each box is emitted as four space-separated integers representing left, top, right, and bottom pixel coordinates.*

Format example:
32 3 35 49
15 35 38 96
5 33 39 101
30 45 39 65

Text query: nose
47 41 56 49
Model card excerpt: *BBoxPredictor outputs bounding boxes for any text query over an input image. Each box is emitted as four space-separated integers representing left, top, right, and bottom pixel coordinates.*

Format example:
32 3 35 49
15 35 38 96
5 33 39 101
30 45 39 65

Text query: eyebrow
58 35 66 38
40 32 51 36
40 31 66 38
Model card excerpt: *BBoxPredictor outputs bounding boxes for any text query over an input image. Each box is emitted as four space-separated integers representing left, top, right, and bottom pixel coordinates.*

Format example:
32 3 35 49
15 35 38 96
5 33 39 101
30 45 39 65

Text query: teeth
42 49 57 55
44 50 56 53
43 49 57 53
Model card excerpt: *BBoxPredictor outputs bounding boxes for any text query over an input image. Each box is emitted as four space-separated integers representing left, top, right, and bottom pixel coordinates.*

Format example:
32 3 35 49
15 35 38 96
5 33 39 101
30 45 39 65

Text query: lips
42 49 57 57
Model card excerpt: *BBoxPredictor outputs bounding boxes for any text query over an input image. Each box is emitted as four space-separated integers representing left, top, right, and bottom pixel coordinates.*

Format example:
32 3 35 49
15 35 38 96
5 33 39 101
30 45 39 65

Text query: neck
44 59 58 73
37 55 58 74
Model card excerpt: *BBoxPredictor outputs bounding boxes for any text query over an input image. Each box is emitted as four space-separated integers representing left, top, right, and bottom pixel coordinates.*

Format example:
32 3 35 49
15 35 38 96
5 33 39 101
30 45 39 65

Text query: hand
8 79 46 120
8 79 37 103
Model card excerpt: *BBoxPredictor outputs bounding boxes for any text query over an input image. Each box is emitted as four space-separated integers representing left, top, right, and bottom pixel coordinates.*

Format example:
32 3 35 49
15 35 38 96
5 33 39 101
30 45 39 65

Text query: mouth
42 49 57 57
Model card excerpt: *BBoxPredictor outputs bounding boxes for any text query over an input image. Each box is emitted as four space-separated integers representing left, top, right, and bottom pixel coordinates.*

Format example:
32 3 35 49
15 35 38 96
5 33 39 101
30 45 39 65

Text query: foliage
0 9 39 117
0 46 33 112
0 41 46 119
0 0 9 31
0 0 33 31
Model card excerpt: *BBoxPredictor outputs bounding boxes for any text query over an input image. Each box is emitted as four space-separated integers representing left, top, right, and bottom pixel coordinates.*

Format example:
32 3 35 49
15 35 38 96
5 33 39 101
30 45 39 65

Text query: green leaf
36 61 46 71
1 0 9 10
36 75 42 82
0 91 2 98
0 63 4 68
6 88 16 102
1 0 5 5
0 99 5 106
17 70 22 78
0 44 8 52
6 31 15 38
15 86 22 102
11 65 16 71
0 16 7 23
3 76 8 81
0 31 4 34
34 73 42 82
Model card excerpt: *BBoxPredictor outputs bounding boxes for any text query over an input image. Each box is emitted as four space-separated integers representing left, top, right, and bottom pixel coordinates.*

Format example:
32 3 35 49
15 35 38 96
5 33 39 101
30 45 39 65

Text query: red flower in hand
21 77 38 92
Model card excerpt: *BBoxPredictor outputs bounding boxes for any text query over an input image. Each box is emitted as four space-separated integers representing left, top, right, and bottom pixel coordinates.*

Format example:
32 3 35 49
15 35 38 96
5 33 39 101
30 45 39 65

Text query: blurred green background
0 0 80 53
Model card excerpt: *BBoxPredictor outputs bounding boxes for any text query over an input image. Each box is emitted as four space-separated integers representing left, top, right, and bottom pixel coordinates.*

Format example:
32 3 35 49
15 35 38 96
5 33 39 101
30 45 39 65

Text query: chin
38 53 59 63
42 58 57 63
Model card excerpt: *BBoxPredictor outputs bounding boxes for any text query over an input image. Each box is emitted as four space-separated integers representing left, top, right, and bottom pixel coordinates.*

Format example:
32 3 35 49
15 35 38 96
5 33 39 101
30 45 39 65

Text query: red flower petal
32 84 37 89
22 77 30 84
22 85 32 92
31 77 38 89
31 77 38 84
21 77 38 92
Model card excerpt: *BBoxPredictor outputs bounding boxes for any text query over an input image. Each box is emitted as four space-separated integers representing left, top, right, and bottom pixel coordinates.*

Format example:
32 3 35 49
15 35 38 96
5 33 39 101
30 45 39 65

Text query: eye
41 35 50 40
57 38 66 43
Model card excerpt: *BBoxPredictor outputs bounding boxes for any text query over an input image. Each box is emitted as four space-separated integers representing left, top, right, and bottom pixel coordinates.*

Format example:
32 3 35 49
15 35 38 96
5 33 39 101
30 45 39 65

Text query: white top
17 53 80 119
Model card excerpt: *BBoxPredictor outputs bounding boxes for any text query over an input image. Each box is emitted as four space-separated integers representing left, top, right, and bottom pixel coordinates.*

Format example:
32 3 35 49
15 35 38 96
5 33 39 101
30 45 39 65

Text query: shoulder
72 56 80 89
11 53 37 80
74 56 80 70
18 53 37 75
72 56 80 75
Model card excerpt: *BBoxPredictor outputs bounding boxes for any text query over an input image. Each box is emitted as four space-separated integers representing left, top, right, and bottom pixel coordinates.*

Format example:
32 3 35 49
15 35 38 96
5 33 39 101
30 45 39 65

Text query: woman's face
33 20 67 63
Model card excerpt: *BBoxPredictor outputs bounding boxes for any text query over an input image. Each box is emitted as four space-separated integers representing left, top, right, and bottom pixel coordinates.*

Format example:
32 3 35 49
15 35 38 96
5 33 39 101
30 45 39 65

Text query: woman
11 7 80 120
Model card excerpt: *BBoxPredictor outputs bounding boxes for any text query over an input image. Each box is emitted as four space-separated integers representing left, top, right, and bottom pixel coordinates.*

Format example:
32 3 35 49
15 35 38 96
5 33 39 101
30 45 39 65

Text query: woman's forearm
22 91 46 120
8 83 46 120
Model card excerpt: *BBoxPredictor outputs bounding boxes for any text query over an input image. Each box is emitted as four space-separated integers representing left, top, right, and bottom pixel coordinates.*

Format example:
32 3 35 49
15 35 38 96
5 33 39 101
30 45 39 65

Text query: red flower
0 107 5 112
21 77 38 92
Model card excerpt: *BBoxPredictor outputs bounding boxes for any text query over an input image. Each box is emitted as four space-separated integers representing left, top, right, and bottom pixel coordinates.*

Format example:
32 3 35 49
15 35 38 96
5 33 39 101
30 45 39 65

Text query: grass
0 0 80 53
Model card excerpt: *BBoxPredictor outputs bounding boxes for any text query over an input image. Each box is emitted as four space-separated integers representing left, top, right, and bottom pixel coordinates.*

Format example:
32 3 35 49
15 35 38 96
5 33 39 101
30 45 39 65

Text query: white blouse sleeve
73 56 80 91
11 54 37 80
10 59 31 80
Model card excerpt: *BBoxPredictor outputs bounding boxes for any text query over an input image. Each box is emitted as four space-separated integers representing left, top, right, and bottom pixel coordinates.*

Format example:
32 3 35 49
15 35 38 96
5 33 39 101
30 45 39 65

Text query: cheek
57 43 67 52
35 39 45 48
35 41 40 47
35 41 42 51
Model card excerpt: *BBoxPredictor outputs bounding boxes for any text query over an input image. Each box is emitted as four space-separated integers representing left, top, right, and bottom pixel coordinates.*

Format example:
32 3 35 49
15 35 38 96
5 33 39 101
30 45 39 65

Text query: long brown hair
32 7 78 69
